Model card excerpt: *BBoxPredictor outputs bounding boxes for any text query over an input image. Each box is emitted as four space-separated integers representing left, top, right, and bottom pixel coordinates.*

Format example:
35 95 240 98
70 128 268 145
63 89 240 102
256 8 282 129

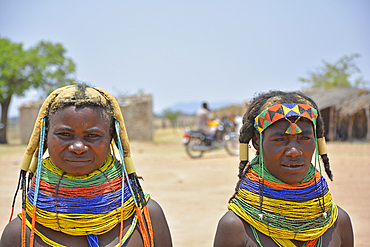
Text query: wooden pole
328 107 335 141
366 108 370 141
348 114 355 140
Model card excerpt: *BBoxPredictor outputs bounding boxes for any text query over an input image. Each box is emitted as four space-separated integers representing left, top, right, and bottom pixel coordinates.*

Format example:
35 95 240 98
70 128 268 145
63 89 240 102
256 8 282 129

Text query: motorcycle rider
196 102 216 136
184 102 239 158
196 102 224 146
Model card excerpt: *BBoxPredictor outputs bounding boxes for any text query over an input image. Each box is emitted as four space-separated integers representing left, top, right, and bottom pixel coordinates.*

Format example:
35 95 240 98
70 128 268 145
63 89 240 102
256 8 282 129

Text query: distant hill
165 100 243 115
213 104 246 118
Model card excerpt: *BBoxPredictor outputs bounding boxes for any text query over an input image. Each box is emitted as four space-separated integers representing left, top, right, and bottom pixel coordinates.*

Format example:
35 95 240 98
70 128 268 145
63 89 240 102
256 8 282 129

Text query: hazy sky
1 0 369 117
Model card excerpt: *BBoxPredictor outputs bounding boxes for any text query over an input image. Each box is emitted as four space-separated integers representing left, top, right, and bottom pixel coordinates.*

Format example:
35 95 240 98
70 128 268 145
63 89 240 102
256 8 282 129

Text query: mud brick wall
19 101 43 144
119 94 153 141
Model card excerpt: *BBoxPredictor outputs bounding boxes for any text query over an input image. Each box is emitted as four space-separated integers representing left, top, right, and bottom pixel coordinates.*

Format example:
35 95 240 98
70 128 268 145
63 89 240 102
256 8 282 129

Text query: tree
298 54 369 89
162 108 182 128
0 38 76 143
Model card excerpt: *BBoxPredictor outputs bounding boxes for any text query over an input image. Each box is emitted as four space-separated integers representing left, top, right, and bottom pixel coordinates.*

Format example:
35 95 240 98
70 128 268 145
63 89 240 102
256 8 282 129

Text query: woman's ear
252 132 260 151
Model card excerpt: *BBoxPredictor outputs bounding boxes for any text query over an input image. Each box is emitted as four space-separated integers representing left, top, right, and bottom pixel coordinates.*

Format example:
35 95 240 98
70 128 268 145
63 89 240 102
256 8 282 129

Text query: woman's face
47 106 112 175
254 118 316 184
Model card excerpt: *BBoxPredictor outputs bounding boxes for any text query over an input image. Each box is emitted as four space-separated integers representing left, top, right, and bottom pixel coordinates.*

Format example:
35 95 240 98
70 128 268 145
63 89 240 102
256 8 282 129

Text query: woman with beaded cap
0 83 172 247
214 90 353 247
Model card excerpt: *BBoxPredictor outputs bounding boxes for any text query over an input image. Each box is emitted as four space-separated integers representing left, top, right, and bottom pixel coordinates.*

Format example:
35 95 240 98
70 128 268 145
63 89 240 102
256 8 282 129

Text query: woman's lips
282 163 303 167
65 159 91 165
281 163 304 170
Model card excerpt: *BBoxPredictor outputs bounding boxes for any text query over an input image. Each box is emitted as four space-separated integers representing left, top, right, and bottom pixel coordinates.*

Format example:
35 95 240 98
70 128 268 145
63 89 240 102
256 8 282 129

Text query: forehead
50 105 111 124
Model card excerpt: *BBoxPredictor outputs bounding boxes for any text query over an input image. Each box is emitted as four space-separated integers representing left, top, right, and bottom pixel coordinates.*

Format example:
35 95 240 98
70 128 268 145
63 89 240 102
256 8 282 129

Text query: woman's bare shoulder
146 198 173 247
336 206 354 246
214 210 256 247
0 217 21 247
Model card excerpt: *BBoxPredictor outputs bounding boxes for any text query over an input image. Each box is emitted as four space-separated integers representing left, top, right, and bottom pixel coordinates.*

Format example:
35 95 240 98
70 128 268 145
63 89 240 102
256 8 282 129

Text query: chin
283 176 306 184
67 171 85 176
64 169 90 176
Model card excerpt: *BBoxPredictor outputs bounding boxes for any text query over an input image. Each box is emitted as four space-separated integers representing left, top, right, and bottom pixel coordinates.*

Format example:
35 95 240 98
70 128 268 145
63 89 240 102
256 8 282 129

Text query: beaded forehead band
240 102 327 161
254 103 318 134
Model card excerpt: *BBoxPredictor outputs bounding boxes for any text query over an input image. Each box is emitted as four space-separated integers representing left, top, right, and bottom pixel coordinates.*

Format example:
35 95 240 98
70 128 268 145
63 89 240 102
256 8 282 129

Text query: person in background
196 102 223 145
196 102 216 136
0 83 172 247
214 90 353 247
234 115 243 134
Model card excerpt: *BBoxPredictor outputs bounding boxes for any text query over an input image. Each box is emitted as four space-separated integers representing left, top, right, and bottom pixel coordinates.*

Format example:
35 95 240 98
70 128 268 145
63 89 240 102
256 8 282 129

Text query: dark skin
214 118 354 247
0 106 172 247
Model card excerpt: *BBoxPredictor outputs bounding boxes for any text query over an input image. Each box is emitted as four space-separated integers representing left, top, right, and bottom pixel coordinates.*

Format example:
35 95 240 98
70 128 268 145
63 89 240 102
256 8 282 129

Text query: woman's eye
56 133 72 138
272 137 285 142
300 135 312 141
86 134 100 139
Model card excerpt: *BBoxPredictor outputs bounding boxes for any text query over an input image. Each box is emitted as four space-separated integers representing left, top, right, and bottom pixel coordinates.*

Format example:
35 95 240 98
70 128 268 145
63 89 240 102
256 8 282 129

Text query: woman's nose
285 141 303 157
69 140 88 154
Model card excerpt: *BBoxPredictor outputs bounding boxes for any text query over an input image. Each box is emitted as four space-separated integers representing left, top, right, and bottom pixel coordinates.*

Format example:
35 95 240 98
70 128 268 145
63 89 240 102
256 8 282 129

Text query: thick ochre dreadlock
230 90 333 202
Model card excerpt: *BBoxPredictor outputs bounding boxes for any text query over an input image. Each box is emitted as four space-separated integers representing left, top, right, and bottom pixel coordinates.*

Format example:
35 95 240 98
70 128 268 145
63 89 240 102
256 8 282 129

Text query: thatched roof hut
305 87 370 141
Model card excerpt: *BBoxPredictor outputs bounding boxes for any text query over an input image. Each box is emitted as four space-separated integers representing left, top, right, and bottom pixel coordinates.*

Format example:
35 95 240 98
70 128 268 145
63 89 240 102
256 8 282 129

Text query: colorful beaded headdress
254 103 318 134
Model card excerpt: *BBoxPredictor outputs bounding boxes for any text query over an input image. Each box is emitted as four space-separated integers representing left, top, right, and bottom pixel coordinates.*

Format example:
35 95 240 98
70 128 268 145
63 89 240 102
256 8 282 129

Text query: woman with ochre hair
0 83 172 247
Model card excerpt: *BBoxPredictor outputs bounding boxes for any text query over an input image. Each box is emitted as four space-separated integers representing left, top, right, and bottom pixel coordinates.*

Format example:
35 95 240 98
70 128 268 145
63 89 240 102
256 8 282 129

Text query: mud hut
337 89 370 141
305 87 370 141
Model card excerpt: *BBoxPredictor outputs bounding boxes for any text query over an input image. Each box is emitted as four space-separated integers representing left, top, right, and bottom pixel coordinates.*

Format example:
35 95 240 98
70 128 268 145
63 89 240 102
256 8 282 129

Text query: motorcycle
182 120 239 158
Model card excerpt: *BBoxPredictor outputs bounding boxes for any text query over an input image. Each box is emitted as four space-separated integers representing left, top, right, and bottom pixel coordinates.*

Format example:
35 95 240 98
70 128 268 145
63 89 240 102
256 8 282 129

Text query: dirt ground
0 129 369 246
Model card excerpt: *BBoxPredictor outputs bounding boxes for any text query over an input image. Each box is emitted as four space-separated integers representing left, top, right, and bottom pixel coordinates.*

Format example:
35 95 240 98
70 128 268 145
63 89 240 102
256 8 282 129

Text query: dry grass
153 127 184 144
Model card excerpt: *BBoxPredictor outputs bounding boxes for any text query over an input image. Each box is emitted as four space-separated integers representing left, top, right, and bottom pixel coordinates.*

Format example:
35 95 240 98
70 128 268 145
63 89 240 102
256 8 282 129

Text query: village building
305 87 370 142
